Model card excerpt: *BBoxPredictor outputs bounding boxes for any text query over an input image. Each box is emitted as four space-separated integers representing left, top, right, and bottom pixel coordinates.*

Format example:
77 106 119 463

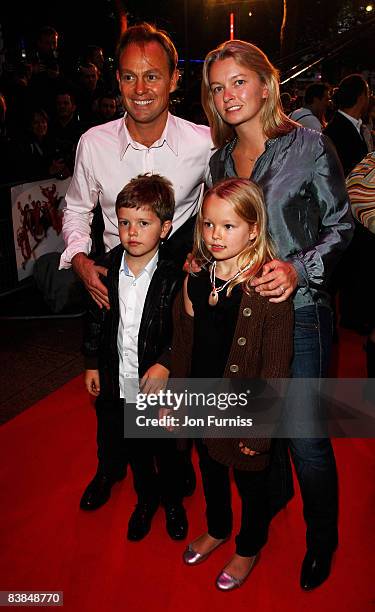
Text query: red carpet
0 331 374 612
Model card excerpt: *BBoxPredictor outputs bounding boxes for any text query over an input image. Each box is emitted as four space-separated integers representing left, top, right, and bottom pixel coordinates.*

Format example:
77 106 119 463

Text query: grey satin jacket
209 127 354 309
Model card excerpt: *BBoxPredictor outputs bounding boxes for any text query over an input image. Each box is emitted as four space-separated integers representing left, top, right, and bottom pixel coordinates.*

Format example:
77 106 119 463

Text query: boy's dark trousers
95 399 128 479
96 399 184 506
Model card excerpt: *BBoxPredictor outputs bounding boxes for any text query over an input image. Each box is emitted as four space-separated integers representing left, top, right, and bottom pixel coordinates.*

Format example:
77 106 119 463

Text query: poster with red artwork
11 178 70 281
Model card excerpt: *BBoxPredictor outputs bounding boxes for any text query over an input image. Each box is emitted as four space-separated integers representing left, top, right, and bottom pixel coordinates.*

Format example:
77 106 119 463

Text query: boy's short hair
115 174 175 223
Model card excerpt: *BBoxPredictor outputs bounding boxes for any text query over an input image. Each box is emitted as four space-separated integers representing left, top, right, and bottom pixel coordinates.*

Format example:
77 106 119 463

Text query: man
60 23 212 517
324 74 369 176
290 82 330 132
50 90 82 175
78 62 100 95
75 62 102 129
29 25 62 117
30 25 59 76
324 74 371 332
53 91 79 136
280 91 293 115
94 92 118 125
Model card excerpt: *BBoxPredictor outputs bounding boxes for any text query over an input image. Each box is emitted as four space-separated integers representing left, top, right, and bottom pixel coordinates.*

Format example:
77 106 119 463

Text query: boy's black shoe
127 502 159 541
165 504 188 540
80 471 126 511
181 459 196 497
300 550 333 590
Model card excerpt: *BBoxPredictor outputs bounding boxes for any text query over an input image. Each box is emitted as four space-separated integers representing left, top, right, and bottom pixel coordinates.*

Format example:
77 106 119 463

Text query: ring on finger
280 285 286 294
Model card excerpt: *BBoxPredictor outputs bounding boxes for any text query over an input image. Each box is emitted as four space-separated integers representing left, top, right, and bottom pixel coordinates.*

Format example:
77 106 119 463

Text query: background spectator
75 62 103 129
362 94 375 152
14 108 70 182
29 26 63 117
290 82 331 131
324 74 372 333
324 73 369 176
93 92 119 125
280 91 293 114
49 89 82 174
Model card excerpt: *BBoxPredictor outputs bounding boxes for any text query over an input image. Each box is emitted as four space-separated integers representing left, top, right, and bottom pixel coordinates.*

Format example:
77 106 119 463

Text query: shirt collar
118 112 179 159
219 135 278 162
119 249 159 278
338 110 362 132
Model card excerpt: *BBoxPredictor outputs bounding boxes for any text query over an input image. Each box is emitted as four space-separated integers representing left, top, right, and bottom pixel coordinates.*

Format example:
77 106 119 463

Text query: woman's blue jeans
289 304 338 555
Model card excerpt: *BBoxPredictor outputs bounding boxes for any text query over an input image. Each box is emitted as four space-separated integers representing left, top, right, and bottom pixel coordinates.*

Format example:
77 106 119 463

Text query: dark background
1 0 375 78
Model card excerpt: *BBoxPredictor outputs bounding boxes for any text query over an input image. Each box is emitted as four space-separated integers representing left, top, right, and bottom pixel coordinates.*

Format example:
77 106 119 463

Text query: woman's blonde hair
202 39 297 148
193 177 275 295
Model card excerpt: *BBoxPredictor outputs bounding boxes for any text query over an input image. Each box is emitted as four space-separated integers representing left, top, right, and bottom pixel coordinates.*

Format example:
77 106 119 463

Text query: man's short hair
78 62 98 75
56 89 76 104
116 23 178 75
304 83 329 105
37 25 58 41
98 91 117 104
336 74 368 109
116 174 175 223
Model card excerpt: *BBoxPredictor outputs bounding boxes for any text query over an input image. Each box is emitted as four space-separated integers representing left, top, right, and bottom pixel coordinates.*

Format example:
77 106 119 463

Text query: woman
16 109 70 182
201 40 354 591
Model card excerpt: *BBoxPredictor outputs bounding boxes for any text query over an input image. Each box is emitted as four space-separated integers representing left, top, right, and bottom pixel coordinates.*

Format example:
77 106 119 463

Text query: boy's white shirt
117 250 159 401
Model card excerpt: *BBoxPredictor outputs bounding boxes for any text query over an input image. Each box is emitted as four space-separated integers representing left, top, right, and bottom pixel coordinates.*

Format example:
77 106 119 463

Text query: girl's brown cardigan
170 285 294 470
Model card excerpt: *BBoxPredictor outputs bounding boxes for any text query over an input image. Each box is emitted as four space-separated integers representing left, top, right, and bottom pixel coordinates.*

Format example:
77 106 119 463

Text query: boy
83 173 187 541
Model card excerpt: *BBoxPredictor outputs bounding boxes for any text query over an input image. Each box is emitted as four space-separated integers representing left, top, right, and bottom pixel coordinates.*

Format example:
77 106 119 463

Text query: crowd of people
0 26 121 184
2 20 375 595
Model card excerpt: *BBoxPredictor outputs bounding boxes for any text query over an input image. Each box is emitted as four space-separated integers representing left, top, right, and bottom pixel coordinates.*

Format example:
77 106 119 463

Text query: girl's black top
187 269 242 378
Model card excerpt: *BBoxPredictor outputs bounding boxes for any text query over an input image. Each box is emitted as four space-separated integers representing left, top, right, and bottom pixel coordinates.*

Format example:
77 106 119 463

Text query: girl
201 39 354 590
170 177 293 590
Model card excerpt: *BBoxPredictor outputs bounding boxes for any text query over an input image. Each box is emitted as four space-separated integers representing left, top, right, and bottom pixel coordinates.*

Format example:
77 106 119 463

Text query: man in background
290 82 330 132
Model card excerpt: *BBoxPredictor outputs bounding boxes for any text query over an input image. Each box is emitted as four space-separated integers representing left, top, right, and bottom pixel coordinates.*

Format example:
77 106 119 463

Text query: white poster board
11 178 70 281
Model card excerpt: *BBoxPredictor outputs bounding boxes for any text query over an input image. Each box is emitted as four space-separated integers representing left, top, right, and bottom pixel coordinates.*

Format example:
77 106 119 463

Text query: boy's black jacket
82 243 183 400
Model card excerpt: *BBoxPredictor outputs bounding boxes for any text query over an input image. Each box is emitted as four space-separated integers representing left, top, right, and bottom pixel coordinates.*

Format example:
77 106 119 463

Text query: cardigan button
243 307 252 317
237 337 246 346
230 364 239 373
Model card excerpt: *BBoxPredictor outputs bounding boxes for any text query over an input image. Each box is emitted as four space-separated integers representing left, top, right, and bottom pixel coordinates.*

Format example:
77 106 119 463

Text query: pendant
208 289 219 306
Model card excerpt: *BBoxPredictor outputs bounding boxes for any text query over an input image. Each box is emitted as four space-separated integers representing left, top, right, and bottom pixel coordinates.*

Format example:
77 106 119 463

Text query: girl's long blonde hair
202 39 297 149
193 178 275 295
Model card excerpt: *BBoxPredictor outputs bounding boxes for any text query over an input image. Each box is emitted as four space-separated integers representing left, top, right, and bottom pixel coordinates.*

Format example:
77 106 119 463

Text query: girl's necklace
208 259 254 307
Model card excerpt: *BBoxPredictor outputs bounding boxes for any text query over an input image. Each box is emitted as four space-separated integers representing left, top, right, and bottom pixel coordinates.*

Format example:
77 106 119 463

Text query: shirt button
243 307 252 317
132 282 136 287
229 364 239 373
237 337 246 346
